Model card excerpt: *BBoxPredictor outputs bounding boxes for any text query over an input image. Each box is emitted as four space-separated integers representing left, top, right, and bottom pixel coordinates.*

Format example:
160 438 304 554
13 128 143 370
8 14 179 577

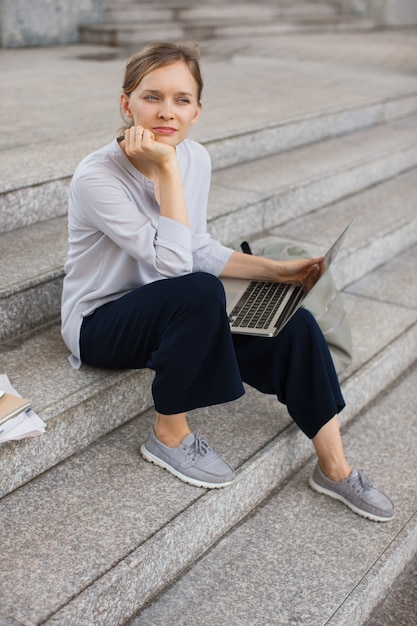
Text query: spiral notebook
0 391 31 427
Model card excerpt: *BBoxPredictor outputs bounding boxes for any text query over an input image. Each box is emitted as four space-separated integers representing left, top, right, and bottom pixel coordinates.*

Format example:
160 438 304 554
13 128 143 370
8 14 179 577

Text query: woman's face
120 61 201 147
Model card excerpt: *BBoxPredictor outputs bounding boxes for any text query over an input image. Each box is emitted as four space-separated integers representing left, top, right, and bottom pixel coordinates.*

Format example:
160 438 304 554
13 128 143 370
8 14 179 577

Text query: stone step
207 116 417 241
132 362 417 626
199 15 376 39
80 0 358 48
80 15 375 47
105 2 175 24
2 117 417 342
105 0 337 4
104 1 339 23
214 28 417 72
1 245 416 624
365 551 417 625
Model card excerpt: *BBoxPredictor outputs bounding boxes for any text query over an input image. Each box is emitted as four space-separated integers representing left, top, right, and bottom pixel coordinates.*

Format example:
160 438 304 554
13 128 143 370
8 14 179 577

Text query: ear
190 101 202 126
120 93 133 118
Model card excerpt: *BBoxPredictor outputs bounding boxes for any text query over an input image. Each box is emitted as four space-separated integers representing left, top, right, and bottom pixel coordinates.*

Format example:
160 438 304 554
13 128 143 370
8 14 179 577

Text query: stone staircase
79 0 376 48
1 28 417 626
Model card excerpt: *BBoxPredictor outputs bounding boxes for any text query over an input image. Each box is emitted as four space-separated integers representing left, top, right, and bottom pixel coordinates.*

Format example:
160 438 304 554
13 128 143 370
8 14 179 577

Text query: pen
0 390 5 399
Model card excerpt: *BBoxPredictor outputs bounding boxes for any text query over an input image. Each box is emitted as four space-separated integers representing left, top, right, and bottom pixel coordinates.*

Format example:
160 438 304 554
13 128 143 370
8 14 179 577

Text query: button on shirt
61 137 233 367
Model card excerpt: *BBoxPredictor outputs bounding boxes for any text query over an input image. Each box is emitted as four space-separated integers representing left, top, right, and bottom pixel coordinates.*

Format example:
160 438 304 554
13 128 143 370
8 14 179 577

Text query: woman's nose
157 102 174 119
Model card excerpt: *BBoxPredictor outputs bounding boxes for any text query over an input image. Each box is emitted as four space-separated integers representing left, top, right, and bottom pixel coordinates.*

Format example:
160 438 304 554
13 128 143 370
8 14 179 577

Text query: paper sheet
0 374 46 442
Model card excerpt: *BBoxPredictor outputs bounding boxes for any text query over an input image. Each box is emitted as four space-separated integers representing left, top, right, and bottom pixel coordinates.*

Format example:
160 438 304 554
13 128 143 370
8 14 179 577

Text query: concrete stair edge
211 145 417 242
328 514 417 625
205 93 417 170
339 319 417 424
0 359 154 498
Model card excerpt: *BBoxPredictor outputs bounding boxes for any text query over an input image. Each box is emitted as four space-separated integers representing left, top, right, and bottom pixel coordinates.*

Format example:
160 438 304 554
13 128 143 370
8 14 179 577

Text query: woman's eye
142 95 191 104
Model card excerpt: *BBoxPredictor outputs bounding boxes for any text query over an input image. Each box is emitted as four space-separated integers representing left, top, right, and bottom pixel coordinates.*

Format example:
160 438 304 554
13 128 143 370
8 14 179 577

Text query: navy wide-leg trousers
80 272 345 439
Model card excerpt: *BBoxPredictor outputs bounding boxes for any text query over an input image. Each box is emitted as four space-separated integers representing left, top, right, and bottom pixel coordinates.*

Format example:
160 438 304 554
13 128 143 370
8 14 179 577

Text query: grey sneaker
309 463 395 522
140 427 236 489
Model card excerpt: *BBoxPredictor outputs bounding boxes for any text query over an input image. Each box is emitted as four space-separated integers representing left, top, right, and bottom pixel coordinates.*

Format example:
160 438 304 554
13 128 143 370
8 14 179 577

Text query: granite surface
348 244 417 310
0 386 295 625
365 551 417 625
132 363 417 626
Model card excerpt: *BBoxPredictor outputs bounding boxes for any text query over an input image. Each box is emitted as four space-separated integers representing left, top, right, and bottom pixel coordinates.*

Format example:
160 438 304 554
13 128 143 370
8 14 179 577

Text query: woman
61 41 394 522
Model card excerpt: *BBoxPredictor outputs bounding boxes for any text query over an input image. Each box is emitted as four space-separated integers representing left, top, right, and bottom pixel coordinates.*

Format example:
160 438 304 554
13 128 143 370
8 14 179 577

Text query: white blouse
61 137 233 367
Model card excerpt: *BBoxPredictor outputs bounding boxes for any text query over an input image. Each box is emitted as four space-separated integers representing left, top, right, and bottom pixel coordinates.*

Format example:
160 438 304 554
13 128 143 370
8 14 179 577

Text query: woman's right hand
121 125 176 169
221 252 325 292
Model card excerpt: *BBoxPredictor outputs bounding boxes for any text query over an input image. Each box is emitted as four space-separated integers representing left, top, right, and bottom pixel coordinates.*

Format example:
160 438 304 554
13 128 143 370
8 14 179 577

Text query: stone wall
0 0 106 47
340 0 417 25
1 0 416 48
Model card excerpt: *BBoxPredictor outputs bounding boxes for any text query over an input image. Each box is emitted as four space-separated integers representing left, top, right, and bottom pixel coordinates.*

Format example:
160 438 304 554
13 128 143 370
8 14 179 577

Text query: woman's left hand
275 257 325 291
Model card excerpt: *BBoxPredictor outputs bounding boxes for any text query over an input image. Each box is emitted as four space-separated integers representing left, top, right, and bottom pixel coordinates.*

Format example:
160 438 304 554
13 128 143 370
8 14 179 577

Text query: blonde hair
120 40 203 130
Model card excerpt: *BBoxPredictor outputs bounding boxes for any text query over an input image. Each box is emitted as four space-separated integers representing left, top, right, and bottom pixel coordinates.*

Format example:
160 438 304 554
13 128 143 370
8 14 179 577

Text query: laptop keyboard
229 281 289 329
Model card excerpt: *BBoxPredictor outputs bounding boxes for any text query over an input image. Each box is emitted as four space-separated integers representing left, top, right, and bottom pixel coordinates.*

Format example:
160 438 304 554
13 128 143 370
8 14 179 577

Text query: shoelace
349 469 373 493
186 430 212 461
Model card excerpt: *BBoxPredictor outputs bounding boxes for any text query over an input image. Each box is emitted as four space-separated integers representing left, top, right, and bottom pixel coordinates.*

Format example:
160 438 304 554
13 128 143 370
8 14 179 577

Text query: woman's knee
285 307 321 338
294 306 316 325
182 272 226 307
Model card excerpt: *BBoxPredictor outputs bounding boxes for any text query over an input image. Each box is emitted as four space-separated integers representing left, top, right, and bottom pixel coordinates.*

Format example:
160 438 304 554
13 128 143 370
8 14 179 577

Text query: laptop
221 221 352 338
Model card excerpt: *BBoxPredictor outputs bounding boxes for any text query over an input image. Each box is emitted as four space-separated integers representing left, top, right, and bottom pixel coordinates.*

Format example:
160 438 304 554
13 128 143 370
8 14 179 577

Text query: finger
312 256 325 272
133 126 145 141
125 126 143 142
305 263 321 291
124 126 140 147
141 128 155 143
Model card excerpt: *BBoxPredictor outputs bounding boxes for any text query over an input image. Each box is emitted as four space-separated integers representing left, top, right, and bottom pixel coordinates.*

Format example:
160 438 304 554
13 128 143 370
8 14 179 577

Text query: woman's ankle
318 460 352 483
154 412 191 448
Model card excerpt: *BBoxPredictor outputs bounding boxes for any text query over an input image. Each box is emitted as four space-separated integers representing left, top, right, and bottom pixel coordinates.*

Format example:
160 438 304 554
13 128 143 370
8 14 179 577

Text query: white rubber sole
140 444 235 489
309 476 394 522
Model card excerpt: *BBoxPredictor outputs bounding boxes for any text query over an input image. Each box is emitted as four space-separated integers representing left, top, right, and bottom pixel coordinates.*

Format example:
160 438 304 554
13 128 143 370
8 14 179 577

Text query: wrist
158 154 179 174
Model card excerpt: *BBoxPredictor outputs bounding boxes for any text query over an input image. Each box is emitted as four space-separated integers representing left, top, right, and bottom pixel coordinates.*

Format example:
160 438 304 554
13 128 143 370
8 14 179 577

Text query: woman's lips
153 127 177 135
